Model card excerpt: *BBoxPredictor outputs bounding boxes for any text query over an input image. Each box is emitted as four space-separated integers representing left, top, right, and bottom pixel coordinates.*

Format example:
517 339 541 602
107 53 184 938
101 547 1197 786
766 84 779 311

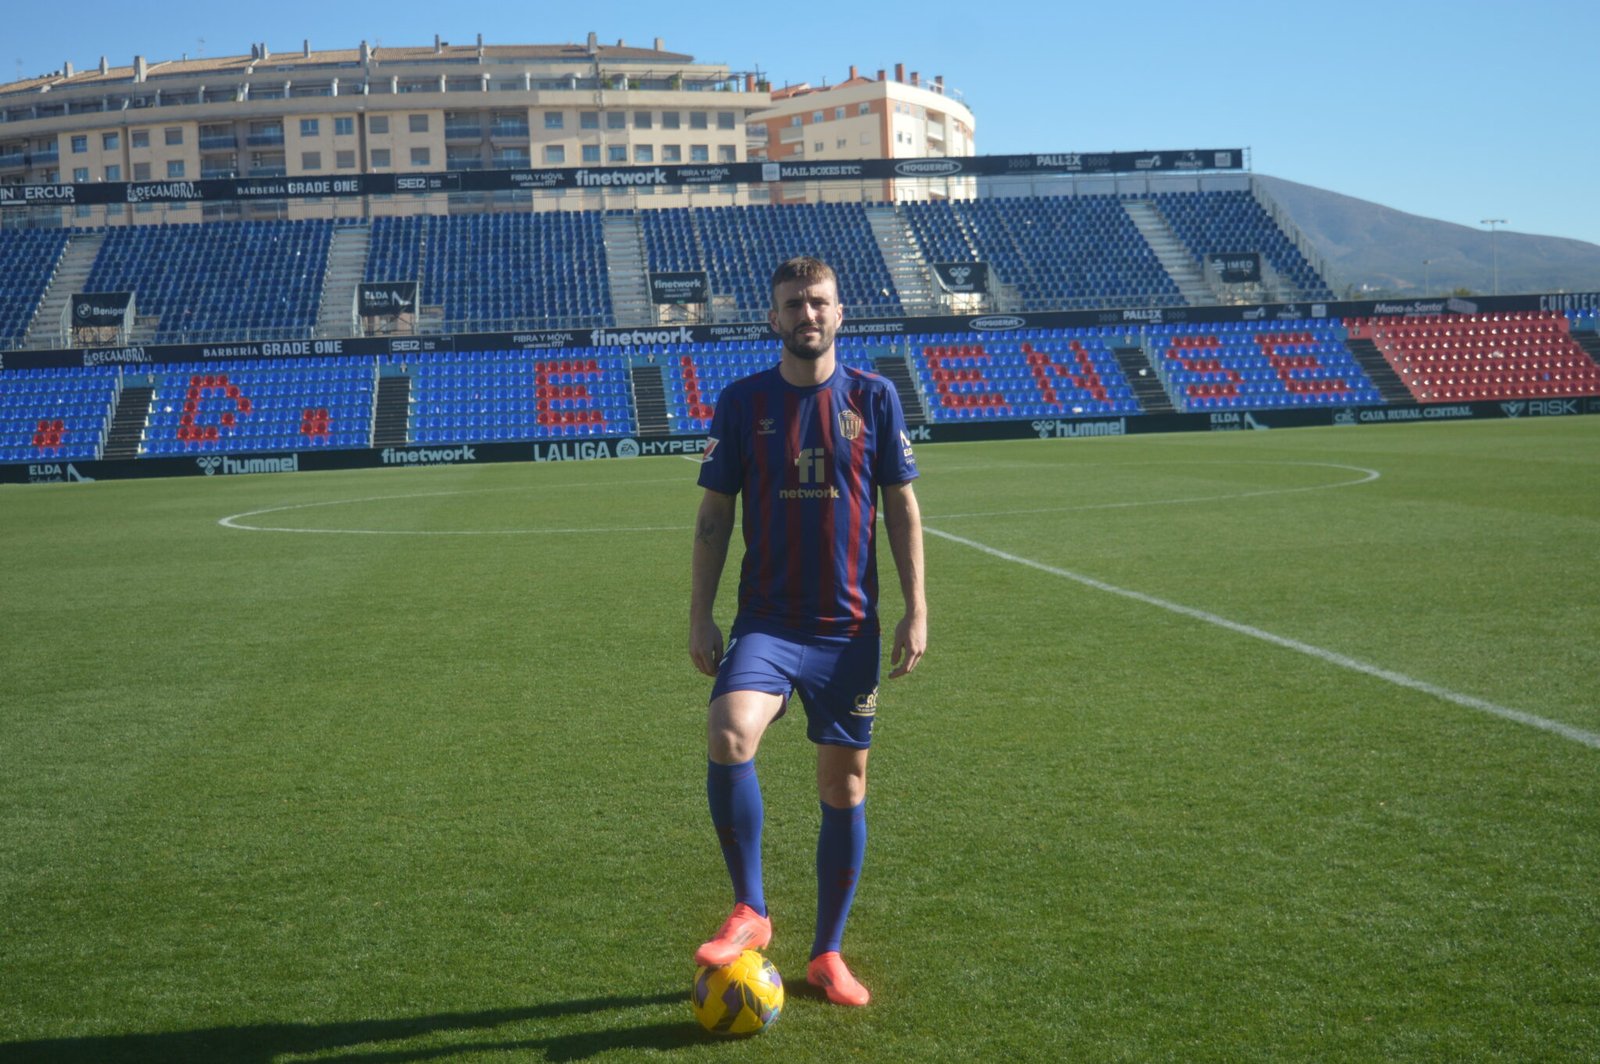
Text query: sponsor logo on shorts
852 687 879 717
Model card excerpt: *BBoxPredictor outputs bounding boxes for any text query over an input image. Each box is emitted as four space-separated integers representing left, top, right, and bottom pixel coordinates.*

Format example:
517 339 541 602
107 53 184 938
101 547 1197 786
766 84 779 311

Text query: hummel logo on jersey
757 417 777 435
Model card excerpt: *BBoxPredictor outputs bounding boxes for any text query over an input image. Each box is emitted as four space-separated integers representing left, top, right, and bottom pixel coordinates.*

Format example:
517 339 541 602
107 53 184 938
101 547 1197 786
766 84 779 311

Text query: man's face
769 276 844 361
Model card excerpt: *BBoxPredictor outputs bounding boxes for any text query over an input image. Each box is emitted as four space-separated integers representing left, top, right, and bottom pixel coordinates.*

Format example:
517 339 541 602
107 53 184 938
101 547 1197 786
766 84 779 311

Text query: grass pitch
2 417 1597 1062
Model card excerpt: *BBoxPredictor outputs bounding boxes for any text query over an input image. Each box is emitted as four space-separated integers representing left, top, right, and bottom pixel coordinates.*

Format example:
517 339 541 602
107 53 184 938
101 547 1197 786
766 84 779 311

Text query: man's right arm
689 488 737 677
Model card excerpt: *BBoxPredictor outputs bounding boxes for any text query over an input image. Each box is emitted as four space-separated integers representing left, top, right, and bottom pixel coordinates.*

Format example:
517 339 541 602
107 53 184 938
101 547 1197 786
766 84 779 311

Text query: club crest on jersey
837 409 863 441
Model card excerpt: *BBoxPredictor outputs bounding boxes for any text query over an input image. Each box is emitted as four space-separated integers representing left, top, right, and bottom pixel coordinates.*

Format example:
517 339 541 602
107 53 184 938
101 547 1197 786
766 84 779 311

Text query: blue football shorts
710 623 882 749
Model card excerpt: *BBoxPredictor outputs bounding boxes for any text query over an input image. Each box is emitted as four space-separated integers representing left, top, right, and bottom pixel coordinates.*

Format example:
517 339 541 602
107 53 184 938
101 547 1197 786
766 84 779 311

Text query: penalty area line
926 526 1600 752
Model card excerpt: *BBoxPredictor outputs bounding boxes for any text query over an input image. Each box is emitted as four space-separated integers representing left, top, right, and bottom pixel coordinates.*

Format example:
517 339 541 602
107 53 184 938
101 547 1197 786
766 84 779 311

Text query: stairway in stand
873 354 929 425
22 231 104 350
1345 338 1412 404
372 375 411 447
316 223 371 340
102 383 154 459
603 213 653 327
630 364 670 436
1112 347 1174 413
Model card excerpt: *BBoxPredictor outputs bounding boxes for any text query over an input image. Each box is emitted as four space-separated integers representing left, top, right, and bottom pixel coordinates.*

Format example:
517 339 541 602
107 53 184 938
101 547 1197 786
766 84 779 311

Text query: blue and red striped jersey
698 363 918 638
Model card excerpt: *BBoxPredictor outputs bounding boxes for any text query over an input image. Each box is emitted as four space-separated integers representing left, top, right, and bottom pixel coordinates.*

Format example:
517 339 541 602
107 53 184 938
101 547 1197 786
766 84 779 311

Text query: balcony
200 134 238 150
446 154 485 171
489 121 530 140
444 123 483 142
248 166 287 178
246 130 286 147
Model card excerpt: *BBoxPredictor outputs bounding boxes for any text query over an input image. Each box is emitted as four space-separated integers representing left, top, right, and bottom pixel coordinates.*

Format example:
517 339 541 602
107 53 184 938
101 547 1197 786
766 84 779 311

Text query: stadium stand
643 202 902 319
902 196 1181 311
1149 321 1380 410
140 358 373 454
401 349 636 442
1348 312 1600 402
1153 190 1333 299
0 367 119 462
0 230 72 348
80 220 333 344
913 329 1141 421
366 213 614 331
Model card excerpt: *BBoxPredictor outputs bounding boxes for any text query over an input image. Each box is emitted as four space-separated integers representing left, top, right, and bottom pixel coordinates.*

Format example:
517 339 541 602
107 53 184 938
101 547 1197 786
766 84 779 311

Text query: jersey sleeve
697 385 744 495
874 380 918 486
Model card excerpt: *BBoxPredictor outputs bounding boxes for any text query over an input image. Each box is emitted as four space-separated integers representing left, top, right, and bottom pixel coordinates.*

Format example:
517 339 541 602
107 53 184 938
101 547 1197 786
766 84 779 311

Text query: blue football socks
813 799 867 958
706 759 766 917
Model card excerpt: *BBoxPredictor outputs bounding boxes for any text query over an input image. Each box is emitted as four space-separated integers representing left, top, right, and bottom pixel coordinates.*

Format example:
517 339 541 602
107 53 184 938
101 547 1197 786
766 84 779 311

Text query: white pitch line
925 526 1600 751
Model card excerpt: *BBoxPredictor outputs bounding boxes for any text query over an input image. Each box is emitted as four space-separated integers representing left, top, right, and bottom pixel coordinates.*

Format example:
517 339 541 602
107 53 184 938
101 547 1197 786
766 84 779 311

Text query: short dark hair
769 256 838 306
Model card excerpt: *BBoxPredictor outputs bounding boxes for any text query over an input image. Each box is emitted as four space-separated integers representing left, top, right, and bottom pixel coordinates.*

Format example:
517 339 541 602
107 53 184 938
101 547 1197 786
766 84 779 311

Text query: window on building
859 103 870 115
103 132 119 150
580 111 599 129
165 127 183 146
718 111 735 130
607 145 627 163
301 151 321 170
369 116 389 134
719 145 736 162
71 135 87 153
545 112 564 129
300 118 320 137
544 145 565 164
835 107 846 120
167 159 186 178
812 111 823 124
72 166 89 182
789 116 801 128
690 144 709 162
606 111 626 130
408 114 429 133
336 150 356 169
690 112 708 130
661 111 680 130
133 161 151 180
581 144 600 163
371 148 391 168
104 164 121 180
334 117 355 136
635 111 652 129
410 146 430 166
131 130 150 149
662 144 681 162
634 144 653 162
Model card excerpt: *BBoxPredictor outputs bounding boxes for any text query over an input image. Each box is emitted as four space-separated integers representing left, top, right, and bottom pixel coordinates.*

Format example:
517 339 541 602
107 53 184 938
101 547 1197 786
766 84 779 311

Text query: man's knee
816 746 869 808
708 692 783 764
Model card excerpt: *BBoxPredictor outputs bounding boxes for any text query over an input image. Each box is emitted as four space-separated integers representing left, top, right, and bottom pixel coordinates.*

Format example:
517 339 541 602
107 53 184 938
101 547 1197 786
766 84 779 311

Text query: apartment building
748 63 977 203
0 34 768 224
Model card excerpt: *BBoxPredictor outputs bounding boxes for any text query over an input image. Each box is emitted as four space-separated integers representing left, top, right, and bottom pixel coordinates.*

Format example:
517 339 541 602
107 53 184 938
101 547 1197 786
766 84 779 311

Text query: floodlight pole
1480 219 1506 295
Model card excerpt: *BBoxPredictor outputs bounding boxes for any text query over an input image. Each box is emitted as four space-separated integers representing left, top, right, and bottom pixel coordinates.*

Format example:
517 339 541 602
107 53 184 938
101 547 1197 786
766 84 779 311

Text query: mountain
1255 174 1600 298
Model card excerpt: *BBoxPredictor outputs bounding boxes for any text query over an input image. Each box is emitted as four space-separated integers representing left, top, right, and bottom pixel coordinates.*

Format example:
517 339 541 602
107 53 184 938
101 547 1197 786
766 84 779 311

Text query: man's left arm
881 481 927 678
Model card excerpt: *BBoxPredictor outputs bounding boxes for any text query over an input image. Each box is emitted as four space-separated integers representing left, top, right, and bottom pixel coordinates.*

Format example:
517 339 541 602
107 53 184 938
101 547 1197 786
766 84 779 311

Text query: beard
780 322 833 360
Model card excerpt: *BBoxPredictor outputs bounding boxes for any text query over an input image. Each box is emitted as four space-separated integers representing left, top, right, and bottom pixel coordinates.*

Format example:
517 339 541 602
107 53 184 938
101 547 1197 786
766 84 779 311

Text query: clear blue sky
11 0 1598 247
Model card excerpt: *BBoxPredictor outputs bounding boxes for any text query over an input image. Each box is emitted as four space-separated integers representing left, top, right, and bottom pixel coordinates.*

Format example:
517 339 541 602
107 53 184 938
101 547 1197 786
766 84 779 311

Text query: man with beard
688 256 926 1006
